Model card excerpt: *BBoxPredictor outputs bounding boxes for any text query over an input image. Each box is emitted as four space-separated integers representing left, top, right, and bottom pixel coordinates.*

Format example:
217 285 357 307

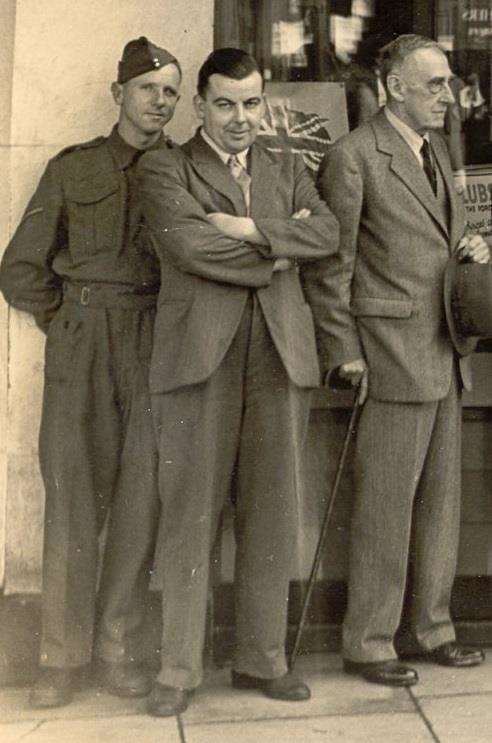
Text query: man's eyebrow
141 82 178 93
212 96 262 104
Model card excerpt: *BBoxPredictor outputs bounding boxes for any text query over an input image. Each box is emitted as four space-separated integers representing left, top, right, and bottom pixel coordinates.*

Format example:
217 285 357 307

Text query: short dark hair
379 34 444 90
197 48 262 96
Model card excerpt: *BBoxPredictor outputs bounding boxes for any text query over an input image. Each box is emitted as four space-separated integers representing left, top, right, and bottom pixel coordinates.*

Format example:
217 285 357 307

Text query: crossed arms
137 147 339 288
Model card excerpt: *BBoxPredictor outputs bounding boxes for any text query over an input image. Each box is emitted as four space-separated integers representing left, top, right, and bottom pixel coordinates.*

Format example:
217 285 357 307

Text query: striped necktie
228 154 251 213
420 139 437 196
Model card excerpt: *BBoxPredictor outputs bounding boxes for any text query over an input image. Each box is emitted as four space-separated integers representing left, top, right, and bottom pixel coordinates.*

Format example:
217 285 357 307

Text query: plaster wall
0 0 17 589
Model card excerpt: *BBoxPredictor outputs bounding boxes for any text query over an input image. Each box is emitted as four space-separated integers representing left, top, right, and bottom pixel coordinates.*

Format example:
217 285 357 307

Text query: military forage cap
117 36 180 84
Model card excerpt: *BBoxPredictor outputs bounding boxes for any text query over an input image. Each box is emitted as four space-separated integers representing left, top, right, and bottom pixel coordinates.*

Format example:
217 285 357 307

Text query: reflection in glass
437 0 491 166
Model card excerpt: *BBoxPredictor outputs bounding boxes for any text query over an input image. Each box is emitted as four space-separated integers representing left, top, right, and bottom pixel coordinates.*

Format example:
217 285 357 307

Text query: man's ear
386 73 404 102
111 81 123 106
193 93 205 120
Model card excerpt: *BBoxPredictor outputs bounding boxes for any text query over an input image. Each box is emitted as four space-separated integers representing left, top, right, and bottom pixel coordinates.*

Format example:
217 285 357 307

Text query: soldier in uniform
0 37 181 708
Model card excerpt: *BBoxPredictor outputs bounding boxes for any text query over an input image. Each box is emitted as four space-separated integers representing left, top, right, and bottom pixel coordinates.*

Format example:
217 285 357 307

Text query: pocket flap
351 297 413 318
65 174 120 204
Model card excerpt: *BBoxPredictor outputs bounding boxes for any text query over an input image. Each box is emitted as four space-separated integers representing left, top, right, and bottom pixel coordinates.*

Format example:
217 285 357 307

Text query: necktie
228 154 251 213
420 139 437 196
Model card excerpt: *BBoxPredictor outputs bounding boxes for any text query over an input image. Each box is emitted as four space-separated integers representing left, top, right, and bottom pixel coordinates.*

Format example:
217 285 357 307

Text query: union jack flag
258 100 335 173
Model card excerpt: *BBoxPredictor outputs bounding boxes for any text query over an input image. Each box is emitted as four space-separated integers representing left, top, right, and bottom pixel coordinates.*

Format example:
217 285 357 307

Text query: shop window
436 0 492 166
214 1 414 130
214 0 381 83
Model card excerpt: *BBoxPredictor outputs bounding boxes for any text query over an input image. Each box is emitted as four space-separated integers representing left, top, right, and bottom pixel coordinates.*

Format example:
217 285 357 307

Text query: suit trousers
38 299 159 668
151 294 312 689
343 372 461 663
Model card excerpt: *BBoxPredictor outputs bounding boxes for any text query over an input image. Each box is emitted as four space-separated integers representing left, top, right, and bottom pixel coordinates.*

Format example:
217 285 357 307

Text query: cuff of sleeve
253 219 286 258
258 257 275 286
325 366 354 390
34 314 51 334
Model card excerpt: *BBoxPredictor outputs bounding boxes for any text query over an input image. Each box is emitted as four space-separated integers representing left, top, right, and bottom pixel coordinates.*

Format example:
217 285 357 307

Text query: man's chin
226 134 254 150
429 115 446 129
142 123 166 135
228 141 253 153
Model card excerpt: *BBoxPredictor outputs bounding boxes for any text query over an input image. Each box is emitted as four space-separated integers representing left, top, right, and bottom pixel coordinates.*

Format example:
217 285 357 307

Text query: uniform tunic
0 126 173 668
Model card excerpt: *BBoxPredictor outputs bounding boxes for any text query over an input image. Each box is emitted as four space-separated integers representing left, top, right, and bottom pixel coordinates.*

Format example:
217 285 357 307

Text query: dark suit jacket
138 131 339 393
311 110 471 403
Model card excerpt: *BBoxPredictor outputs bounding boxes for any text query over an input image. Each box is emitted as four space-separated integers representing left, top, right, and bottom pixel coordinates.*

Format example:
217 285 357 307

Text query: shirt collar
200 128 249 169
107 125 140 170
384 107 430 164
107 125 169 170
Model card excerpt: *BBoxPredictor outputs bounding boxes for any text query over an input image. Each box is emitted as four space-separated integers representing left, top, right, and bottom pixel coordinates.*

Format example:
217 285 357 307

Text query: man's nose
154 88 167 107
233 103 246 122
441 82 455 104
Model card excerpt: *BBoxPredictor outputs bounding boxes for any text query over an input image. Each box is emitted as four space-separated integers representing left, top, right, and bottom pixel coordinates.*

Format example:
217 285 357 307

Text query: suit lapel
249 143 282 218
186 131 248 216
430 131 464 254
372 112 449 239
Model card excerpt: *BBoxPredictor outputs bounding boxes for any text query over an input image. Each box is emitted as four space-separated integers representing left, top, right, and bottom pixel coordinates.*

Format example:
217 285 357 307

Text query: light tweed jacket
309 109 471 402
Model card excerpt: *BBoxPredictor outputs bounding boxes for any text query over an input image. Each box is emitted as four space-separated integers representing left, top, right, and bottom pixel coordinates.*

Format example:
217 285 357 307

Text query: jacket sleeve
0 158 66 331
254 155 340 262
302 144 365 377
138 148 274 288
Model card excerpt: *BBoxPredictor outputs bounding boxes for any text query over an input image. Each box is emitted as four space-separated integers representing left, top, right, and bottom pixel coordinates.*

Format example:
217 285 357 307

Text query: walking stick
289 382 364 670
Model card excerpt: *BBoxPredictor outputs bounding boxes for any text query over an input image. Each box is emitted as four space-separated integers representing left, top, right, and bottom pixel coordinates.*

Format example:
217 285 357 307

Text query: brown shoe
29 667 73 708
96 660 152 698
426 642 485 668
146 682 193 716
344 659 419 687
231 670 311 701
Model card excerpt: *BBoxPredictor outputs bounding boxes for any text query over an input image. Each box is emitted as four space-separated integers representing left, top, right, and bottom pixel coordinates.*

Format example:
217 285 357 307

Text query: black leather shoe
426 642 485 668
146 682 193 716
344 659 419 687
29 667 73 708
231 670 311 701
96 660 152 698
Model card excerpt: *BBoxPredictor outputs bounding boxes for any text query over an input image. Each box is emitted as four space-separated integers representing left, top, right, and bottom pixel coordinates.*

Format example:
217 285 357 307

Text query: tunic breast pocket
65 176 120 258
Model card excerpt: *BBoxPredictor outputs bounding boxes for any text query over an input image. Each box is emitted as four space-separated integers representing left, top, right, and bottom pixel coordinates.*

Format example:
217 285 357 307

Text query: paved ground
1 652 491 742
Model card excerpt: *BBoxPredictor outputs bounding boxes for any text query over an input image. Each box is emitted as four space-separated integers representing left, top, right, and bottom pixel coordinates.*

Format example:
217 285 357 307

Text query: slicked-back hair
379 34 444 90
197 47 263 97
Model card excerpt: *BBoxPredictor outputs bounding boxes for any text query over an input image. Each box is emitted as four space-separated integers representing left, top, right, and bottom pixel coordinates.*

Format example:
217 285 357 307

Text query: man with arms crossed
310 35 489 687
138 47 340 716
0 37 181 707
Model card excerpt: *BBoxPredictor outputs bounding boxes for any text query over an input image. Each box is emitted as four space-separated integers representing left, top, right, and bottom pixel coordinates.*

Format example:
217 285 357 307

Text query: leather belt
62 282 158 309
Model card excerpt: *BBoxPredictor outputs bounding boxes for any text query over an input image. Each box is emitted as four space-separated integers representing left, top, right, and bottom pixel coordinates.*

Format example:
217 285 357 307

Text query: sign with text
463 165 492 242
457 1 492 50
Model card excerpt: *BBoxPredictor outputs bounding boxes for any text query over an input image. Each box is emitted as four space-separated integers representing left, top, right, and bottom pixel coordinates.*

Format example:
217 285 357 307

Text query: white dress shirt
384 107 431 169
200 128 249 170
